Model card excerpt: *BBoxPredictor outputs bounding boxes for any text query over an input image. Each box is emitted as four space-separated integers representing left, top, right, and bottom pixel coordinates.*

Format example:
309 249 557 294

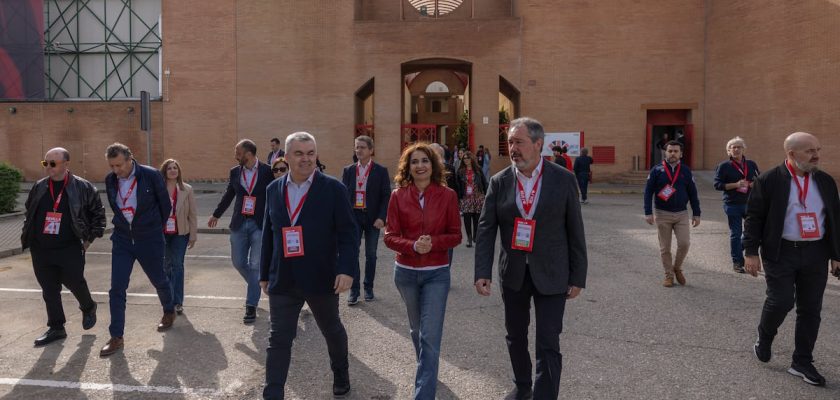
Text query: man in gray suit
474 117 588 400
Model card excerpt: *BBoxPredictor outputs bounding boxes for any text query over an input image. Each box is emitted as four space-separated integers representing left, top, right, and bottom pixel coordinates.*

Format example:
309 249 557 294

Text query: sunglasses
41 160 61 168
272 167 288 173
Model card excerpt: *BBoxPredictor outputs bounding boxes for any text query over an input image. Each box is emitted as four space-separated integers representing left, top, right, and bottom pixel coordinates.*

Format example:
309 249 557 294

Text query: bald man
21 148 106 347
744 132 840 387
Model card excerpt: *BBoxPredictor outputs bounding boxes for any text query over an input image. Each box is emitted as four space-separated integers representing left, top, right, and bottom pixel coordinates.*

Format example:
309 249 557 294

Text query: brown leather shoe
99 337 124 357
157 311 176 332
674 269 686 285
663 273 674 288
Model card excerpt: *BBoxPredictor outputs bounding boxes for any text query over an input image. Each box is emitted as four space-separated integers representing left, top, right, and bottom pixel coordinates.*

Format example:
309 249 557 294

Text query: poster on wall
542 132 584 157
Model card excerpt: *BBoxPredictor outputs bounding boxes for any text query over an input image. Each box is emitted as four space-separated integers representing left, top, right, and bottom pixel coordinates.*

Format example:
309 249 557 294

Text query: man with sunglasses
22 148 105 347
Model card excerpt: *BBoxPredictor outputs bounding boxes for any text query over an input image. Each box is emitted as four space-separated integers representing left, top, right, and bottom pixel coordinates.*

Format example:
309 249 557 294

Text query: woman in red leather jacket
384 142 462 399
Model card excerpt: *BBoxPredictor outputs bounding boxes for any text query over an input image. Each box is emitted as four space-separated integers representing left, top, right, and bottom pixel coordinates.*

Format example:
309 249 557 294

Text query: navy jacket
212 162 273 230
713 158 760 205
573 155 594 176
643 162 701 216
260 172 360 295
341 161 391 223
105 162 170 240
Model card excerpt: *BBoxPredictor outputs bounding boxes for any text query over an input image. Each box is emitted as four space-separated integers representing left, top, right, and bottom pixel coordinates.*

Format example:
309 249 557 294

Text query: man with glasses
21 148 105 347
209 139 273 323
341 135 391 304
100 143 176 357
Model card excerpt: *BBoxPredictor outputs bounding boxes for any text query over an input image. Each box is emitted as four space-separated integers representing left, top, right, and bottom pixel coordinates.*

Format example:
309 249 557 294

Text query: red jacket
384 183 462 268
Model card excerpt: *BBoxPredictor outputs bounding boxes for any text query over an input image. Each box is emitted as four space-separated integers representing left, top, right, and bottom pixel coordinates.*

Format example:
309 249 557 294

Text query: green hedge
0 162 22 214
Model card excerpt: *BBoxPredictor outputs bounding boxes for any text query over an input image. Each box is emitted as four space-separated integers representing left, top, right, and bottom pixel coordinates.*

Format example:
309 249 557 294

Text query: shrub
0 162 23 214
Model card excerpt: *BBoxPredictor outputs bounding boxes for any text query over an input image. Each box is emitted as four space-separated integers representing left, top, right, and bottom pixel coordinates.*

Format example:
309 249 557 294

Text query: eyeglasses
272 168 287 173
41 160 61 168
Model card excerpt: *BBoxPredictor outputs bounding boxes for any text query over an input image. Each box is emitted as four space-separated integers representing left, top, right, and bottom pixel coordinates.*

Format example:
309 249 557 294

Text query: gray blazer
474 161 587 295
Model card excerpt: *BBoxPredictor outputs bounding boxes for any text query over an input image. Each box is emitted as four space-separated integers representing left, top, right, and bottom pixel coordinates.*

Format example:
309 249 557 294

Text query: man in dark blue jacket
341 135 390 304
100 143 175 357
260 132 359 399
714 136 760 273
644 141 701 288
209 139 273 324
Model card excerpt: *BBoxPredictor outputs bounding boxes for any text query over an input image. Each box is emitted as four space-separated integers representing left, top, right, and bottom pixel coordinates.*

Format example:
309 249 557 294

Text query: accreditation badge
354 191 366 209
43 212 62 235
164 216 177 234
797 212 821 239
241 195 257 216
737 182 750 194
466 185 474 196
282 226 305 257
120 207 135 223
657 184 676 201
511 217 536 252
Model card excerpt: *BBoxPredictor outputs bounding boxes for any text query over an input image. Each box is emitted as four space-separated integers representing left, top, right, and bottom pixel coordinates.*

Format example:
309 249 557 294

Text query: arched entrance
401 58 472 159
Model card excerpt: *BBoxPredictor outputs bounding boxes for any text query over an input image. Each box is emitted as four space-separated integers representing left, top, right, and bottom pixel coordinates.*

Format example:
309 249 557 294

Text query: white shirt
285 171 316 225
116 162 138 221
513 158 545 220
356 160 372 192
782 173 826 241
240 160 259 194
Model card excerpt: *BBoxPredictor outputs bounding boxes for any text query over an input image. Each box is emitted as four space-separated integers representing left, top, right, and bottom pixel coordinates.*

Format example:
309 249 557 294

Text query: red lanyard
169 187 178 216
356 161 372 189
786 160 810 208
662 161 682 186
284 182 310 225
119 177 138 207
241 166 258 195
516 167 544 217
731 158 749 179
48 174 69 212
466 169 474 186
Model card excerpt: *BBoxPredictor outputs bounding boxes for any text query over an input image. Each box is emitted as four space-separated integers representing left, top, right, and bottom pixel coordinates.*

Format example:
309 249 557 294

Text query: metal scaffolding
44 0 161 100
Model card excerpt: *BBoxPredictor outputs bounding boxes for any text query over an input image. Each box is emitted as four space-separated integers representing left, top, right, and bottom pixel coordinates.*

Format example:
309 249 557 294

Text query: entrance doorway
645 109 693 168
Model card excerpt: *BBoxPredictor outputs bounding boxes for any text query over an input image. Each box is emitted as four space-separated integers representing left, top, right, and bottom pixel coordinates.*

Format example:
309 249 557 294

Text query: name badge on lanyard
43 175 68 235
657 162 681 201
241 166 258 216
164 188 178 234
354 191 366 209
354 162 372 209
282 182 310 258
732 159 750 193
787 161 821 239
511 168 543 252
118 176 137 223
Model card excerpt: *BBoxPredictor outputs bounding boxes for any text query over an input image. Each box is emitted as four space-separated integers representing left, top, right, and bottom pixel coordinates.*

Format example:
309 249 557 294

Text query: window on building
409 1 464 18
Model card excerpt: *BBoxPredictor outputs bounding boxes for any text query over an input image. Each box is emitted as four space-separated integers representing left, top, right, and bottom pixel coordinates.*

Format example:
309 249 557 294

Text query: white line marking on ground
0 377 222 396
86 251 230 260
0 288 266 302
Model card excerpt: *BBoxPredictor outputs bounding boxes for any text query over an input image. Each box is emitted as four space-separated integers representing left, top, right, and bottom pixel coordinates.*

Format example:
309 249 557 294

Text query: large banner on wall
542 132 584 157
0 0 44 99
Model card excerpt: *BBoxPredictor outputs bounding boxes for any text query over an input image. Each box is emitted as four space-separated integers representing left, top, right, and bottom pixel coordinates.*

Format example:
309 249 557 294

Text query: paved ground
0 175 839 399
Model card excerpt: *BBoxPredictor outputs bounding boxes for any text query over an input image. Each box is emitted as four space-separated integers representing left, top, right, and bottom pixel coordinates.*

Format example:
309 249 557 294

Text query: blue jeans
576 173 590 201
164 234 190 305
109 233 173 337
352 211 380 294
723 203 747 264
230 218 262 306
394 266 451 400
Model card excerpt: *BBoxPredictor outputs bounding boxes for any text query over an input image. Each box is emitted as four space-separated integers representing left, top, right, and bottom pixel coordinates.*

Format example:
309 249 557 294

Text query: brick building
1 0 838 181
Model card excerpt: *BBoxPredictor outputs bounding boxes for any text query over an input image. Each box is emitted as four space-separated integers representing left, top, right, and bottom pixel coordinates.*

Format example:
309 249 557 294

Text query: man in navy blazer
99 143 175 357
341 135 390 304
209 139 273 323
260 132 359 399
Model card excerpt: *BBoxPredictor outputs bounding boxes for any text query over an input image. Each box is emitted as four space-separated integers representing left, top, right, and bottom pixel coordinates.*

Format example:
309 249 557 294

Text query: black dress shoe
82 303 97 330
333 371 351 398
34 328 67 347
504 385 533 400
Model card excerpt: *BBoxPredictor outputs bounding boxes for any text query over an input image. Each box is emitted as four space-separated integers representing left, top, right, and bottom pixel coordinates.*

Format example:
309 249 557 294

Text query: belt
781 238 823 248
353 208 368 212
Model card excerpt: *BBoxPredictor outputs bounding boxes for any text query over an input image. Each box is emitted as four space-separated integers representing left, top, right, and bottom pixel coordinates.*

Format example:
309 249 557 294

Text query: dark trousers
576 173 589 201
463 213 479 241
352 210 380 294
109 234 173 338
501 267 567 400
31 244 95 329
723 203 747 264
264 289 349 400
758 239 829 364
